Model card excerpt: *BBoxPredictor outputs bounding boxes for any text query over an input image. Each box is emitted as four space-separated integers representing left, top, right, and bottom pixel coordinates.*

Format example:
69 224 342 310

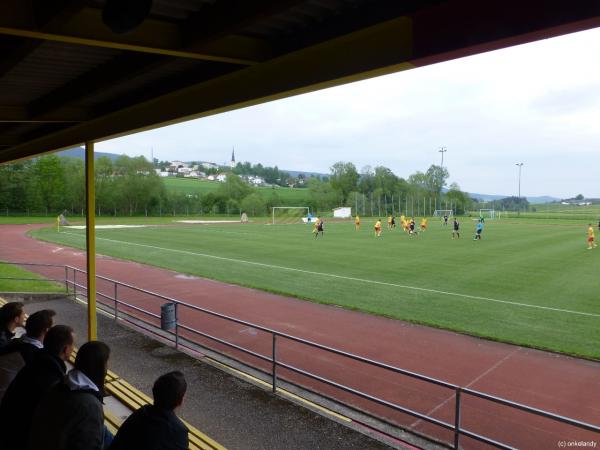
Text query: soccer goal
479 209 496 219
433 209 453 218
272 207 311 225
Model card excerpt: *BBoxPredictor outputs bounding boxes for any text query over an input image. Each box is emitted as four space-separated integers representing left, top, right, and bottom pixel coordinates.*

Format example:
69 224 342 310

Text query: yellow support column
85 141 97 341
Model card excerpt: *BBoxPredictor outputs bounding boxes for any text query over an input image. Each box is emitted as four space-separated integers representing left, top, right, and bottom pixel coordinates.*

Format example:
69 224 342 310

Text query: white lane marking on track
409 347 521 429
239 327 258 336
60 231 600 319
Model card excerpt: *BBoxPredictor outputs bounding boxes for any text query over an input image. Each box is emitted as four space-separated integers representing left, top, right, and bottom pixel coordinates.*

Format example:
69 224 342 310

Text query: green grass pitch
0 263 65 293
30 218 600 359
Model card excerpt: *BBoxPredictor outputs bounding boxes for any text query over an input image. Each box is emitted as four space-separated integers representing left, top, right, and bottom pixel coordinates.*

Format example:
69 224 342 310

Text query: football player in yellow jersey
402 219 409 233
587 224 597 250
420 218 428 231
387 215 393 229
355 215 360 231
374 219 382 237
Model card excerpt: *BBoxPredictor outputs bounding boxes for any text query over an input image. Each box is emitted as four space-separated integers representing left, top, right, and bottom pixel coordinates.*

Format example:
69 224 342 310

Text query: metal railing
1 261 598 449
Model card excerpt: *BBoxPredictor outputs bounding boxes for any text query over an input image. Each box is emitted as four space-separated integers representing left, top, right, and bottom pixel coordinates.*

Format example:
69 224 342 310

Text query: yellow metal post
85 141 97 340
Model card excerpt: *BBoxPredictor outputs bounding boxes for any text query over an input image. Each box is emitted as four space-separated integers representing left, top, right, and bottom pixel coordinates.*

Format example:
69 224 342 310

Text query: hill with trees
1 153 479 218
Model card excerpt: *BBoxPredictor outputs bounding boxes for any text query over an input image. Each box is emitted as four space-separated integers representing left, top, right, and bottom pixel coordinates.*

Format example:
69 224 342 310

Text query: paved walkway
1 224 599 449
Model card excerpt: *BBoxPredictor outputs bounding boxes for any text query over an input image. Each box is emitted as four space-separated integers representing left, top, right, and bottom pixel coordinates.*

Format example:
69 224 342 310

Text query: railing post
64 266 69 294
174 303 179 350
272 334 277 393
73 269 77 298
454 387 462 450
114 282 118 321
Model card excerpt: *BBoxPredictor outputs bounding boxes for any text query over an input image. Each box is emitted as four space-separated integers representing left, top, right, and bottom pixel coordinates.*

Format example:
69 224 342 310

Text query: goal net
433 210 453 217
479 209 496 219
272 207 311 225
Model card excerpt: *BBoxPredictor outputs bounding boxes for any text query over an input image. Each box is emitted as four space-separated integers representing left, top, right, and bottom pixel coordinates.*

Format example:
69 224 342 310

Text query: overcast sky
97 27 600 198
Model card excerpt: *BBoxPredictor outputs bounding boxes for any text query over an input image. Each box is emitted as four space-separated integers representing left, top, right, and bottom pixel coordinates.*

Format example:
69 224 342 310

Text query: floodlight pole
516 163 524 216
438 147 447 211
439 147 447 167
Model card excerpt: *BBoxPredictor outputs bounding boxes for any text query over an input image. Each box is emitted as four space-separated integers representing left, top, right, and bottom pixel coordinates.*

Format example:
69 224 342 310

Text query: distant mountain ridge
55 148 560 203
466 192 559 204
283 169 328 178
57 146 121 161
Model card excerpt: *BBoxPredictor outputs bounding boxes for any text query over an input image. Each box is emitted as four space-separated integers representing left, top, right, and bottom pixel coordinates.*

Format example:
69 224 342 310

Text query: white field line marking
103 224 282 237
409 348 521 429
172 227 257 237
60 232 600 318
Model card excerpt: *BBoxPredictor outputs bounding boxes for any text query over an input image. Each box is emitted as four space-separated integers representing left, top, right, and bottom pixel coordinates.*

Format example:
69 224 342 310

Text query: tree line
308 162 474 216
0 155 300 217
0 155 477 217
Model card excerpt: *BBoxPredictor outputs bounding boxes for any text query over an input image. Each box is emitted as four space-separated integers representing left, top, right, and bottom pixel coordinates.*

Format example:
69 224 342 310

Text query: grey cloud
531 84 600 115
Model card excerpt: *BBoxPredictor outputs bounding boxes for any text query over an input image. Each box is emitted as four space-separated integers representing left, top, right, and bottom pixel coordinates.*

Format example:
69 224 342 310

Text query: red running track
1 224 599 449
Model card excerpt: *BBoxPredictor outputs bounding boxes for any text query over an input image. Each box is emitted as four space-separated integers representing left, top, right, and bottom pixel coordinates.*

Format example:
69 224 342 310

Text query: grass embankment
163 177 311 203
29 216 600 359
0 217 61 225
0 263 65 293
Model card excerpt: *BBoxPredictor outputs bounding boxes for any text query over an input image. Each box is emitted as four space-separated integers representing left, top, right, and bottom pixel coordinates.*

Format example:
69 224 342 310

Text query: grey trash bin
160 303 177 331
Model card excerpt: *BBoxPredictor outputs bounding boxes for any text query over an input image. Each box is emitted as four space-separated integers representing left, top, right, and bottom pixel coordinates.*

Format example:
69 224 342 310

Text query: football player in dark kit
452 218 460 239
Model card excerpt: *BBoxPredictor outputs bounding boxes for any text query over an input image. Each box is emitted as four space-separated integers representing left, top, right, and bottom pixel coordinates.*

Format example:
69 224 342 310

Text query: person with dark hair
27 340 110 450
43 324 75 358
1 309 56 362
0 324 74 450
0 301 25 348
109 371 189 450
0 309 56 402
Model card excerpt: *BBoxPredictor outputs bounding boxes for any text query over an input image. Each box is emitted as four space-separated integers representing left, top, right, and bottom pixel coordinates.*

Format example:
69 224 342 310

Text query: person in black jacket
27 340 110 450
110 371 189 450
0 324 74 450
0 301 25 348
1 309 56 363
0 309 56 402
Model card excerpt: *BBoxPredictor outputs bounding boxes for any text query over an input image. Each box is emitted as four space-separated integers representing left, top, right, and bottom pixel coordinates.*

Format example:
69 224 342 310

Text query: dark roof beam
182 0 308 48
0 136 21 147
0 105 88 123
92 62 235 116
0 17 415 163
0 0 84 78
273 0 442 54
23 1 314 120
26 53 165 119
0 6 270 65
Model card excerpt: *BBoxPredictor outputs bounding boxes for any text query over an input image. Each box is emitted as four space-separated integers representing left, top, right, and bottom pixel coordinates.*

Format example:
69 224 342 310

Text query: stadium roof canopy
1 0 599 164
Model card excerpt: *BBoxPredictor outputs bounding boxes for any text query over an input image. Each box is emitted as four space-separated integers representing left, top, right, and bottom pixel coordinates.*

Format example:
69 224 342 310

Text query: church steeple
230 147 235 168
